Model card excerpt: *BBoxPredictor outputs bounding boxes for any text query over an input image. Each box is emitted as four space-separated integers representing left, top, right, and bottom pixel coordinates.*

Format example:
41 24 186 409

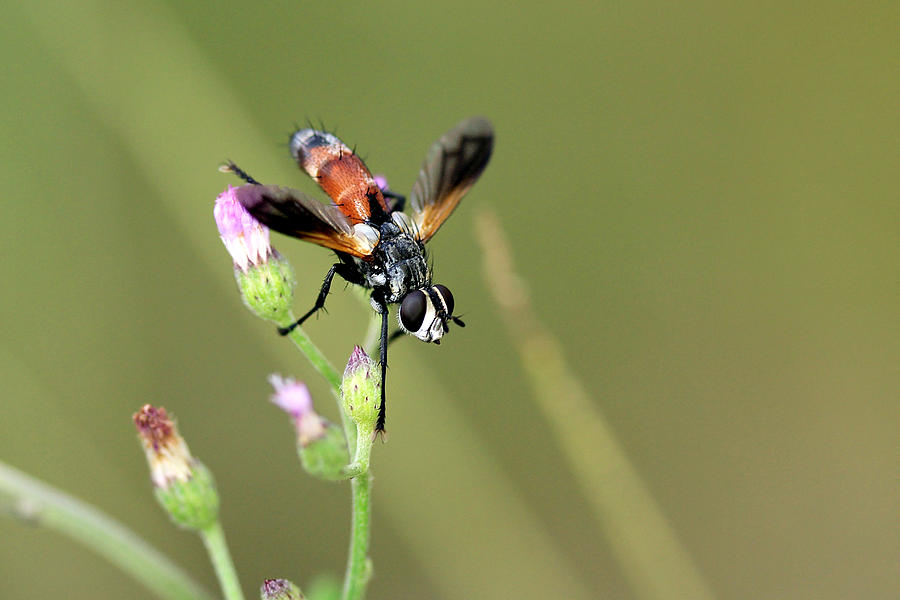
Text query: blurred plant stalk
0 460 213 600
134 404 244 600
476 209 715 600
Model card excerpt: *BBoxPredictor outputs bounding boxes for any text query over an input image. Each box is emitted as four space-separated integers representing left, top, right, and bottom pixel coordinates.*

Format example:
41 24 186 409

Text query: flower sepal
153 460 219 531
299 422 352 481
236 250 295 325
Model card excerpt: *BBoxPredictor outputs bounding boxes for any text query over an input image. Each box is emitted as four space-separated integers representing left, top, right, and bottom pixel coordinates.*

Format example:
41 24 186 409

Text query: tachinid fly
226 117 494 432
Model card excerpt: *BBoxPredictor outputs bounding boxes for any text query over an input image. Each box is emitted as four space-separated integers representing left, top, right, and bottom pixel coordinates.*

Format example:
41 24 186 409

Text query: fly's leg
278 263 357 335
221 161 261 185
372 296 390 434
383 190 406 213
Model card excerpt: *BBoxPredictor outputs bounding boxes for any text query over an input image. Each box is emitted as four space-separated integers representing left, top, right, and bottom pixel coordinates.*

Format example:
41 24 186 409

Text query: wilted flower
133 405 219 529
269 375 349 480
133 404 194 489
269 375 326 446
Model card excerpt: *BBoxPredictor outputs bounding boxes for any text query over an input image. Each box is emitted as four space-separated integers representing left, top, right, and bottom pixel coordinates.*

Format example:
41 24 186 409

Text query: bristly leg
376 302 389 433
383 190 406 213
220 161 261 185
278 262 355 335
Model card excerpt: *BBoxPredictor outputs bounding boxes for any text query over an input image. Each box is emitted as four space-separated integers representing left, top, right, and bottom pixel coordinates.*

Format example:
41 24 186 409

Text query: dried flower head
133 404 219 529
133 404 194 489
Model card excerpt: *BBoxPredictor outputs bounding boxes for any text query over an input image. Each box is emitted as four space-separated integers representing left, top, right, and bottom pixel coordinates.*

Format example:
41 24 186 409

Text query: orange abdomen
290 129 388 223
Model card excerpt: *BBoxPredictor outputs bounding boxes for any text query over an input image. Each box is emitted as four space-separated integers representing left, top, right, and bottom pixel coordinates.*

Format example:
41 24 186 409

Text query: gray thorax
356 221 430 303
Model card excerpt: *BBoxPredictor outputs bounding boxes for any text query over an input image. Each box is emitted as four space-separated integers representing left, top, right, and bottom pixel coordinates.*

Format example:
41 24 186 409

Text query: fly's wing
234 184 378 258
408 117 494 242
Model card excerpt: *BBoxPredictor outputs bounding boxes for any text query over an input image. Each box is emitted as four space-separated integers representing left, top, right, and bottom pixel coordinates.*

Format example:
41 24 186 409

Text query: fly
226 117 494 432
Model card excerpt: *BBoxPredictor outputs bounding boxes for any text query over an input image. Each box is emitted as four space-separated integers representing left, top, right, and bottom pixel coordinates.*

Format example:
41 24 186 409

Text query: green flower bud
215 186 295 325
133 405 219 530
341 346 381 442
260 578 304 600
236 251 295 324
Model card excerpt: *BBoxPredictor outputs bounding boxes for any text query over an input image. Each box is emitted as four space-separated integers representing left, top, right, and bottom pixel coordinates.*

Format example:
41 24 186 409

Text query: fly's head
398 285 463 344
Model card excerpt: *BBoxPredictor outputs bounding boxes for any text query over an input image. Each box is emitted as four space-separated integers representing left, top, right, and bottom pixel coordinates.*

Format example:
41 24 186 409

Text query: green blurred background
1 1 897 598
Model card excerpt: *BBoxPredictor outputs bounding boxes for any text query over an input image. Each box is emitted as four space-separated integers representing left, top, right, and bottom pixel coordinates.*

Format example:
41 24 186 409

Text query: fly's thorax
369 223 429 303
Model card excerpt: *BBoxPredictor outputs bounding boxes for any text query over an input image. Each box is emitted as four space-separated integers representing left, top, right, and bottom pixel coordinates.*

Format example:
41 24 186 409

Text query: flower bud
215 186 295 324
340 346 381 440
235 251 295 324
270 375 349 481
133 405 219 530
260 578 304 600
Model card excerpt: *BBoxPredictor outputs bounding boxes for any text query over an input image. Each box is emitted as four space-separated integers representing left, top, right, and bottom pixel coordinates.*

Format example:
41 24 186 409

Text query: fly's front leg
383 190 406 213
372 296 390 434
279 263 355 335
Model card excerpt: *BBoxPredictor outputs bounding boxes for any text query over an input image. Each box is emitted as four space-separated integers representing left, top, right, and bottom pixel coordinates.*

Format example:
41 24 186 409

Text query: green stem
200 520 244 600
281 296 376 600
283 323 357 454
341 457 372 600
283 324 341 390
0 460 212 600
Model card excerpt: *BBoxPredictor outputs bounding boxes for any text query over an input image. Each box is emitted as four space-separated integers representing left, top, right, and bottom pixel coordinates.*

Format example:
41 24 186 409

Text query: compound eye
434 284 455 316
399 290 428 332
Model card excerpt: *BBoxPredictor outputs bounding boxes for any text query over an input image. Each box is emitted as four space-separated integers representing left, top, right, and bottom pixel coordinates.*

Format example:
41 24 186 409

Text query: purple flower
343 345 376 379
373 174 389 192
269 375 326 446
214 186 272 272
260 579 303 600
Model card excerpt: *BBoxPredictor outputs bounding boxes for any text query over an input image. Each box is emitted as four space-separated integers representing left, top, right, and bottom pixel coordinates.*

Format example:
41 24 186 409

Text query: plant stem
283 323 357 454
200 520 244 600
341 459 372 600
0 460 212 600
283 323 341 390
282 296 376 600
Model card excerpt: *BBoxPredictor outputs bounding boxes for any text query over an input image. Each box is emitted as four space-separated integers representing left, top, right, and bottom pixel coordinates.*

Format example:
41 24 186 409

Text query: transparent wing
408 117 494 242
